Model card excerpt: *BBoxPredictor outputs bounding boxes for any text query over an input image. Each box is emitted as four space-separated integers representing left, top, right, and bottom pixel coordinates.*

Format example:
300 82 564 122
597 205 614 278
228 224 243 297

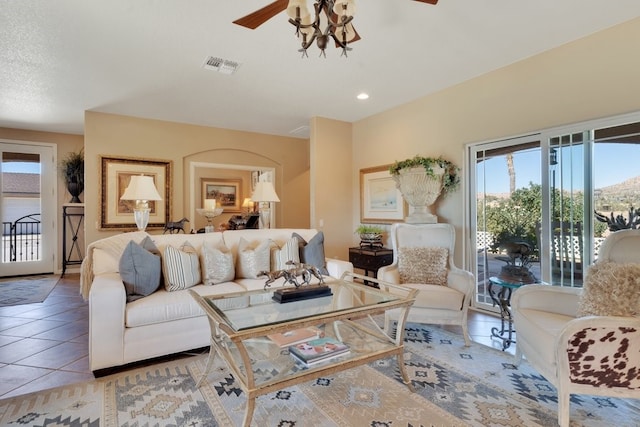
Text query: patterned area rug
0 323 639 426
0 275 59 307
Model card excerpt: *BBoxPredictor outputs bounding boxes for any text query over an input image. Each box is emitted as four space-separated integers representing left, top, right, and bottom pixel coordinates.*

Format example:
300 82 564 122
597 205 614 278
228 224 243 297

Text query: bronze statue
163 217 189 234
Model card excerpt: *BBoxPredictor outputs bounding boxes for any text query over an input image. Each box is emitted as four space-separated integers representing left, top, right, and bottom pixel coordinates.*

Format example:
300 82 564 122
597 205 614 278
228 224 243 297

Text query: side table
488 276 525 350
348 247 393 286
62 203 84 276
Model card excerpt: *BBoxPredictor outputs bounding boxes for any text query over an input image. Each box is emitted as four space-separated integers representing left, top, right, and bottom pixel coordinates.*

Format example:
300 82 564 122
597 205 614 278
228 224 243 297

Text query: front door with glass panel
1 142 56 276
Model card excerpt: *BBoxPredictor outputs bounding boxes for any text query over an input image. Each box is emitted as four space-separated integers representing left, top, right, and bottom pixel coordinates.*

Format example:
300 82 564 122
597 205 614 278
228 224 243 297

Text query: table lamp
120 175 162 232
242 197 254 214
251 181 279 229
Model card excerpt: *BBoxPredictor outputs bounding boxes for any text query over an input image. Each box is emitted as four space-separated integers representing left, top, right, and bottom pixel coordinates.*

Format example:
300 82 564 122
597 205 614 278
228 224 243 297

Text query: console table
348 247 393 285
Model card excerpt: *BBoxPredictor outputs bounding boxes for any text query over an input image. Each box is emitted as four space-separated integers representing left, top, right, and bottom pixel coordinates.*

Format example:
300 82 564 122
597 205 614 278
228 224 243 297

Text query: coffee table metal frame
189 272 416 427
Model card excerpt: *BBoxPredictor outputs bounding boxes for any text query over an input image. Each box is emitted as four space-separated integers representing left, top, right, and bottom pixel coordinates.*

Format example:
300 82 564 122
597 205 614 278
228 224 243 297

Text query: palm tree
506 153 516 194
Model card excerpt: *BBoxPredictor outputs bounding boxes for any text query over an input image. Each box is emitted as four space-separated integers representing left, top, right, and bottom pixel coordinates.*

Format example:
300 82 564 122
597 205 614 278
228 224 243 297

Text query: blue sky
480 143 639 193
3 162 41 174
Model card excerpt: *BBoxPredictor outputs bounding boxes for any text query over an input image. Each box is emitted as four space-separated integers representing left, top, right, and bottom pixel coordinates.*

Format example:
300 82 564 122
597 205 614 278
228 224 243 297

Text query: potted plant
59 149 84 203
389 155 460 223
355 225 384 246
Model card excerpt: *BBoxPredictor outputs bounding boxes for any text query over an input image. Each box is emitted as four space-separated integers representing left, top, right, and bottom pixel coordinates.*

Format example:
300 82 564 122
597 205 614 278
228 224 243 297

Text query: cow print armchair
512 229 640 427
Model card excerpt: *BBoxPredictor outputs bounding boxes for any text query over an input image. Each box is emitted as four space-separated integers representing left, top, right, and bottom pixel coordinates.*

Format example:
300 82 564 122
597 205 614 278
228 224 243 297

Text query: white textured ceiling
2 1 640 138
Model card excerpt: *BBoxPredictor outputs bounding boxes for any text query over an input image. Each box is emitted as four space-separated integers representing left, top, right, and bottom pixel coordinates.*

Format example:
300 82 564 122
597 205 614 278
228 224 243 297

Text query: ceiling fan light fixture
288 0 356 57
333 0 356 16
286 0 310 19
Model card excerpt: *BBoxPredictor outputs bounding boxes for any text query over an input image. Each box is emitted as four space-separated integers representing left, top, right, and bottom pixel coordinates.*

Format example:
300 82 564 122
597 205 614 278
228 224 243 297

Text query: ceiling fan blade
413 0 439 4
233 0 289 30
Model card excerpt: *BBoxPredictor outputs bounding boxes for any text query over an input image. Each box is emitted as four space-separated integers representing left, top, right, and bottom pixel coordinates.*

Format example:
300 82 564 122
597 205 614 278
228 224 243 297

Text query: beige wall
310 117 353 260
84 112 310 246
0 127 84 272
347 17 640 266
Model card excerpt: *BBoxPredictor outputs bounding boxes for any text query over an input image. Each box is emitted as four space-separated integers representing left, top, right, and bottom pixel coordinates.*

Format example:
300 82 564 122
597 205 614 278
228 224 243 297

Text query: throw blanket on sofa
80 231 149 300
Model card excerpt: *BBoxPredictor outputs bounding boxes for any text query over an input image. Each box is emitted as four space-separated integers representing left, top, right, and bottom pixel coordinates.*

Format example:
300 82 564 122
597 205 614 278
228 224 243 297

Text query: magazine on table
288 337 350 365
267 326 324 348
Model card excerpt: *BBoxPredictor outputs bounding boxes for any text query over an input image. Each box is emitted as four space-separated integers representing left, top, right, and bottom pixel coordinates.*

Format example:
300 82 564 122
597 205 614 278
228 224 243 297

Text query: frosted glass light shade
333 0 356 16
286 0 309 19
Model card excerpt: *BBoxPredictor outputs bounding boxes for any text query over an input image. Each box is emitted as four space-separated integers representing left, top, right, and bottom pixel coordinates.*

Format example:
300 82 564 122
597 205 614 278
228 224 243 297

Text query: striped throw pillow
163 242 201 291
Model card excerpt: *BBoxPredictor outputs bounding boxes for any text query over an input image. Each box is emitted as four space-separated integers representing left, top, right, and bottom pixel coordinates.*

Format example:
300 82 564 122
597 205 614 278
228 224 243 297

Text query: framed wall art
100 156 172 230
201 178 242 213
360 165 407 223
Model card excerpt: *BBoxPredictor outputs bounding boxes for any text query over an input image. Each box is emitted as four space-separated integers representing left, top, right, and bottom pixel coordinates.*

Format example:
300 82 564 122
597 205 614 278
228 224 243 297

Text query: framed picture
201 178 242 213
100 156 172 230
360 165 407 223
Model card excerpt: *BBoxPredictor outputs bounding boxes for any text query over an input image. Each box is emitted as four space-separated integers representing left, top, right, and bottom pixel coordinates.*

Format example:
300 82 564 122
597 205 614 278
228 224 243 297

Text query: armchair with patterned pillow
512 228 640 427
378 223 475 346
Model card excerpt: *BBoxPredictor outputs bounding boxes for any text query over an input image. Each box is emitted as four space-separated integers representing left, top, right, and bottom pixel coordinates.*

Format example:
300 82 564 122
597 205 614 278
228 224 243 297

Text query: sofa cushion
578 261 640 317
163 242 201 291
119 238 162 302
398 247 448 285
236 238 271 279
201 241 235 285
271 236 300 271
125 282 243 328
293 231 329 275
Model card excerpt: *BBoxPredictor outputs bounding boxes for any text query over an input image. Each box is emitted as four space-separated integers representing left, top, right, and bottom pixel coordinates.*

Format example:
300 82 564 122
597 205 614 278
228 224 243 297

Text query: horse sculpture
163 217 189 234
259 270 285 290
286 261 325 285
260 262 326 290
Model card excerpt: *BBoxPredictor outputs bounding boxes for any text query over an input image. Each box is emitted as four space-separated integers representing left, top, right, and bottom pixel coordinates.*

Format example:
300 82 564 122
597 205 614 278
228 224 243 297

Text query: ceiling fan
233 0 438 30
233 0 439 57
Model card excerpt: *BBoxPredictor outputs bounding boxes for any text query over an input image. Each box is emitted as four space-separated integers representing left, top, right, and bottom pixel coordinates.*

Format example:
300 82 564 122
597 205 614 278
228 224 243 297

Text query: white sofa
81 228 352 372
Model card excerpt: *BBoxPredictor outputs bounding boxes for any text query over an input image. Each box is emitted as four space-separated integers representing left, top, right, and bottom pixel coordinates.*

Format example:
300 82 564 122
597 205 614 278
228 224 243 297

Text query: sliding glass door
471 136 541 310
1 141 56 276
469 114 640 311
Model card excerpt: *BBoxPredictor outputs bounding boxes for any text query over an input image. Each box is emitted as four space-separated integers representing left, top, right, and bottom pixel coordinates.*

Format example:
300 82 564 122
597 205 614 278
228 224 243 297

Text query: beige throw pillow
201 241 235 285
398 247 449 286
236 238 271 279
578 261 640 317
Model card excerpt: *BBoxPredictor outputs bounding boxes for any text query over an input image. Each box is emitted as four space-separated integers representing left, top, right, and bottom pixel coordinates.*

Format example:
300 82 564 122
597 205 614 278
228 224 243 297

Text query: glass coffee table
189 272 416 427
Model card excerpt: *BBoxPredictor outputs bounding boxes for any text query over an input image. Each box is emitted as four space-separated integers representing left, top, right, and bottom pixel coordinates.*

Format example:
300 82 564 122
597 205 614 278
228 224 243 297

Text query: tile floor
0 273 514 399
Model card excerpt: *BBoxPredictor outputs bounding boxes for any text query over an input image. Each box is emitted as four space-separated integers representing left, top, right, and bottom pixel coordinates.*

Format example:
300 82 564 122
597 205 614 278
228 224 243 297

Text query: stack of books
267 326 324 348
288 337 350 367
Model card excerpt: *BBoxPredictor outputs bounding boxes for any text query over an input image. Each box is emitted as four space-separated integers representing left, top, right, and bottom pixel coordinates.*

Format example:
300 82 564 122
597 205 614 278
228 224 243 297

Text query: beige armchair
378 223 475 346
512 229 640 427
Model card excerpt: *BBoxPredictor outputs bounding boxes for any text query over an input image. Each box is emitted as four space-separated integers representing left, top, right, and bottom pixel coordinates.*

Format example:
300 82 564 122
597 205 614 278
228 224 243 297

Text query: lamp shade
286 0 309 19
251 181 280 202
120 175 162 201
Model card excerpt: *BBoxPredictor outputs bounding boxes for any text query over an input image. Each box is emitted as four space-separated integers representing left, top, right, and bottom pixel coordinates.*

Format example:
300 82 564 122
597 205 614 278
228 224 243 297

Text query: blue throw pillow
293 232 329 275
119 238 162 302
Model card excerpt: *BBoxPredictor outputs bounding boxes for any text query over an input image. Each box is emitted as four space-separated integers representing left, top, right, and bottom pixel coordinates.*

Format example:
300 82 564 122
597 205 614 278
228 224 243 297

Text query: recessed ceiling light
357 93 369 100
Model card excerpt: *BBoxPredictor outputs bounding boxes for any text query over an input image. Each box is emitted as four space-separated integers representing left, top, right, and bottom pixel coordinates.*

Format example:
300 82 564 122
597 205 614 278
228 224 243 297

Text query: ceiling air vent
203 56 241 75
